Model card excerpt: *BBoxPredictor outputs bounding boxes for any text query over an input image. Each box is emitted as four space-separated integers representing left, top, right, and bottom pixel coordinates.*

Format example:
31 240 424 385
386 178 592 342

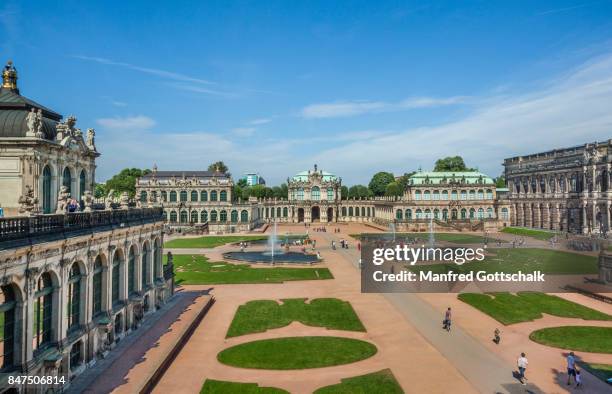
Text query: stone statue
35 109 44 138
86 128 96 149
56 185 70 214
26 108 37 137
119 192 130 209
18 185 39 216
105 190 115 210
82 190 94 212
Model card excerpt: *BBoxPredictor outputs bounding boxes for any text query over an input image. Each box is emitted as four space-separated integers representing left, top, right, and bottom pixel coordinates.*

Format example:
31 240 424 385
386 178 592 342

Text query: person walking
443 307 452 331
517 353 528 385
567 352 577 385
575 368 582 389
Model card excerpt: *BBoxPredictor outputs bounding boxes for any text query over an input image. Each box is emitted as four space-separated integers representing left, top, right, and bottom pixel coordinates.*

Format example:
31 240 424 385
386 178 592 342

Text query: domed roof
0 61 62 140
291 165 338 182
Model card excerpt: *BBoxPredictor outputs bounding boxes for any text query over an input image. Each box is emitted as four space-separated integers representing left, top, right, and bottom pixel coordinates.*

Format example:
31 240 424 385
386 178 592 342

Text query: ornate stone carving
105 190 115 210
86 128 96 150
82 190 94 212
18 185 40 216
56 185 70 214
120 192 130 209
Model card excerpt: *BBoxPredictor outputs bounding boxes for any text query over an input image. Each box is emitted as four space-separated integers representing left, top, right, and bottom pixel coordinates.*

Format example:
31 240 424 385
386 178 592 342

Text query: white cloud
231 127 257 137
300 96 467 118
249 118 272 125
96 115 156 130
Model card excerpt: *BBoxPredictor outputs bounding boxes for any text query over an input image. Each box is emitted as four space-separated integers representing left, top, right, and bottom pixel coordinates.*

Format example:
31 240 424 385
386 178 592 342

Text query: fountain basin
223 251 320 264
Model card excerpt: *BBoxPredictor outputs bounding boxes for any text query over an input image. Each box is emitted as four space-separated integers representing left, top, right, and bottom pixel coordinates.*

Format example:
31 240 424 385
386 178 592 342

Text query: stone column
582 204 588 234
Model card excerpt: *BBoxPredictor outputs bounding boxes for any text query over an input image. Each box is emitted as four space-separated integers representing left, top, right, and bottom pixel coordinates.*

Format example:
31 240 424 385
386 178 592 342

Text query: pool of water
223 251 319 264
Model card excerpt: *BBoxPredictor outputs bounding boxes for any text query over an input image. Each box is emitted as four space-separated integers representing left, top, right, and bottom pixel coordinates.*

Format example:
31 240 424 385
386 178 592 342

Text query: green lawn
351 232 494 244
314 369 404 394
501 227 557 241
168 254 333 285
529 326 612 353
458 292 612 325
226 298 366 338
217 336 377 370
200 380 288 394
410 248 598 275
165 235 267 248
577 362 612 384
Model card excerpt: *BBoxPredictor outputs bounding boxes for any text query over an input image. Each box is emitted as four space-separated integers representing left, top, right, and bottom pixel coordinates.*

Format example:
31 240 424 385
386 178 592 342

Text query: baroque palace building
0 61 172 391
148 164 511 232
504 140 612 234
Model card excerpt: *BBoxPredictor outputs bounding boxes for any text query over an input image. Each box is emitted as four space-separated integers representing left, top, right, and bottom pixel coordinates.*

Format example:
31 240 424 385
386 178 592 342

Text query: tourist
493 328 501 344
332 241 336 250
567 352 576 385
517 352 528 385
443 307 452 331
575 368 582 388
316 251 321 259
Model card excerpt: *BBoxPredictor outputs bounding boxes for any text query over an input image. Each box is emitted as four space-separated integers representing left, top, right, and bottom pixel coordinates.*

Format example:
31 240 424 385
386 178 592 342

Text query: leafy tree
236 178 248 188
104 168 150 197
348 185 371 199
495 175 506 188
385 181 403 197
264 187 275 198
396 172 416 191
368 172 395 196
233 185 243 201
241 186 252 200
249 184 267 198
340 185 349 200
94 183 106 198
208 161 229 174
433 156 475 172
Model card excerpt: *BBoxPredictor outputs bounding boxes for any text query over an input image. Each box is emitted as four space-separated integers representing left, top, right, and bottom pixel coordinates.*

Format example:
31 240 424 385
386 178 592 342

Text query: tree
104 168 151 198
340 185 349 200
94 183 106 198
233 185 243 201
236 178 248 188
368 172 395 196
494 175 506 188
249 184 267 199
348 185 371 199
396 172 416 191
385 181 403 197
241 186 252 200
433 156 475 172
208 161 229 174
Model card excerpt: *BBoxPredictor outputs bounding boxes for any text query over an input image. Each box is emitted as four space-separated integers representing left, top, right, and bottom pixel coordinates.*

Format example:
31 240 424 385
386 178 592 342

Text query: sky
2 1 612 185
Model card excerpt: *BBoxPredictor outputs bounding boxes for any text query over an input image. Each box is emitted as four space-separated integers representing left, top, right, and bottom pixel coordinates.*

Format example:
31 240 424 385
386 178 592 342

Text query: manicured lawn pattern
217 336 377 370
410 248 598 275
314 369 404 394
501 227 557 241
529 326 612 354
200 379 288 394
458 292 612 325
226 298 366 338
577 362 612 384
167 254 333 285
165 235 267 249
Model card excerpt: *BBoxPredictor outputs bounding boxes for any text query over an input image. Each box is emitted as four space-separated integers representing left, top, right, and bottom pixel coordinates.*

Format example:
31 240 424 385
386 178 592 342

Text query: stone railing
0 207 164 249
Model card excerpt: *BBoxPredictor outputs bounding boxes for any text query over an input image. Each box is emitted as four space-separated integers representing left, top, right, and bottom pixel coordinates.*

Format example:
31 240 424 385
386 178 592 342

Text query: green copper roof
409 171 494 185
291 170 338 182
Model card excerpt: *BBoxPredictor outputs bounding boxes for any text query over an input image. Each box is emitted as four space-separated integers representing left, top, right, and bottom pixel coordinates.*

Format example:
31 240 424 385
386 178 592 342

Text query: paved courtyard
152 223 612 393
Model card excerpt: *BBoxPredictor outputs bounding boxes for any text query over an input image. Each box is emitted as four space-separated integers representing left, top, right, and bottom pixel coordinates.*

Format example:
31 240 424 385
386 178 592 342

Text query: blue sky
2 1 612 184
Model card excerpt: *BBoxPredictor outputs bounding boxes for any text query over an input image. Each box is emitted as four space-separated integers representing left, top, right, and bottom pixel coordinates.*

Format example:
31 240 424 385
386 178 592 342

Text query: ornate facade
504 140 612 234
0 61 172 390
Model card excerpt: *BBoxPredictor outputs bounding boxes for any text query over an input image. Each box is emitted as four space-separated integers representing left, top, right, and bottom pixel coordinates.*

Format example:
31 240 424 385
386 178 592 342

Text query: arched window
231 210 238 223
405 209 412 220
297 188 304 200
141 244 149 287
416 209 422 219
311 186 320 200
241 210 248 222
210 210 218 222
42 165 52 213
451 190 458 200
200 191 208 201
70 341 82 372
327 188 334 200
191 211 198 223
140 191 147 203
220 210 227 222
367 207 371 217
201 210 208 222
396 209 403 220
342 207 347 216
161 191 167 201
0 284 16 369
415 191 421 200
191 190 198 201
501 208 509 220
169 211 177 222
211 191 218 201
79 170 86 198
180 210 188 223
153 240 161 279
460 190 467 200
469 190 475 200
539 178 546 193
112 251 121 306
460 208 467 219
92 257 103 317
487 207 494 218
477 189 484 199
128 247 136 295
355 206 360 217
180 191 188 202
443 209 448 220
469 208 475 219
434 209 440 219
451 209 458 219
486 189 493 199
424 191 431 200
33 272 53 351
68 263 81 331
424 209 431 219
283 207 288 217
478 208 484 219
361 207 366 216
63 167 72 195
433 190 440 200
220 190 227 201
169 191 177 202
276 207 281 218
441 190 449 200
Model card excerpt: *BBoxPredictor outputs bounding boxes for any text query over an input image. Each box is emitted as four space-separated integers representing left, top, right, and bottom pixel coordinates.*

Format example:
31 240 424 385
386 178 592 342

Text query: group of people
312 226 328 232
516 351 582 388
